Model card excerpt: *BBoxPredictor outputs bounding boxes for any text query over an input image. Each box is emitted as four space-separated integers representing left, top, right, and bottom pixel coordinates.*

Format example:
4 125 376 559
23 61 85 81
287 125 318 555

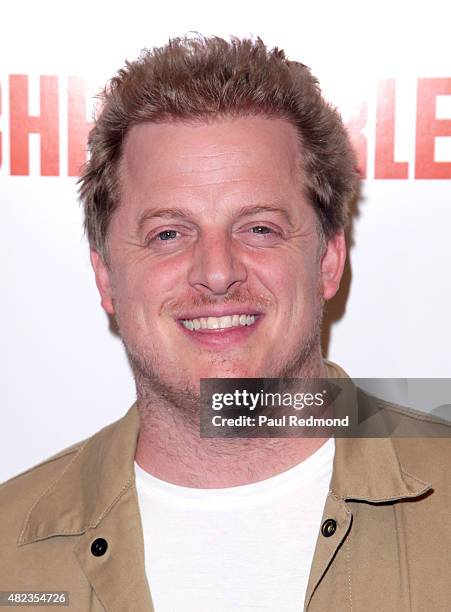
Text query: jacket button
91 538 108 557
321 518 337 537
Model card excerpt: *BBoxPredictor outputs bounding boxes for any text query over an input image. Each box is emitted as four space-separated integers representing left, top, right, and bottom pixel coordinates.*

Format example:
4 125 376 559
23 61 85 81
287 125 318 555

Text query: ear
90 249 115 315
320 231 346 300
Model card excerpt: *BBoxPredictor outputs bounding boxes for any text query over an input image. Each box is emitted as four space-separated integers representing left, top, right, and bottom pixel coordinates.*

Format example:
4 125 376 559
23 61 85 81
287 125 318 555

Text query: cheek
109 269 149 329
268 256 320 300
112 260 180 323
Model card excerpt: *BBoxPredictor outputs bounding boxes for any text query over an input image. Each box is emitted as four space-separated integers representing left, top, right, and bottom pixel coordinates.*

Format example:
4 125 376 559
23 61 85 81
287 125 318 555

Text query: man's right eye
156 230 178 241
144 226 193 249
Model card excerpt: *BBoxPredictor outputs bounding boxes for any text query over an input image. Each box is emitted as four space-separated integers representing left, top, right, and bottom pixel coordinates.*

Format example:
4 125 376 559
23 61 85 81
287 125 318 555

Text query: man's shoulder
358 388 451 482
0 408 133 496
0 414 121 511
0 438 87 515
1 403 138 507
0 438 86 554
361 388 451 433
0 404 139 570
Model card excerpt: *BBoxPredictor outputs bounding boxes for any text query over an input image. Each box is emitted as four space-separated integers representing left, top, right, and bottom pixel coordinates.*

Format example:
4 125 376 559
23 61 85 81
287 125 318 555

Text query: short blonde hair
79 35 359 261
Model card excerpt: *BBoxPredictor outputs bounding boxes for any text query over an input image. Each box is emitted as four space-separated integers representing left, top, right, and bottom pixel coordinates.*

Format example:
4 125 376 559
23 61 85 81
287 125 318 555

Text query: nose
187 231 247 296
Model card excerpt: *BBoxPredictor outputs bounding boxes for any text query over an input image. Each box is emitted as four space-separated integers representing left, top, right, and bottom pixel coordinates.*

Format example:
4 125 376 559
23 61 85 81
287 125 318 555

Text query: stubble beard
122 298 325 430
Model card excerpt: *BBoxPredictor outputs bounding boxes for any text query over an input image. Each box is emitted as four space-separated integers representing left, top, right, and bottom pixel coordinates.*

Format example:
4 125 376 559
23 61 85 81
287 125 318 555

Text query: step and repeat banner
1 0 450 481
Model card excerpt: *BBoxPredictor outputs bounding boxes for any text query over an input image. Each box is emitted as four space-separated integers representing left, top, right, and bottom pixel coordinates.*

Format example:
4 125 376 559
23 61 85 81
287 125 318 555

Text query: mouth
176 311 263 348
180 313 258 331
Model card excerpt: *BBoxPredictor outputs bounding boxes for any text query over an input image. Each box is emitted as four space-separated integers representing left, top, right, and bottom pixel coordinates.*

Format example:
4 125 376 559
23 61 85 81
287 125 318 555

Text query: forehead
119 116 302 201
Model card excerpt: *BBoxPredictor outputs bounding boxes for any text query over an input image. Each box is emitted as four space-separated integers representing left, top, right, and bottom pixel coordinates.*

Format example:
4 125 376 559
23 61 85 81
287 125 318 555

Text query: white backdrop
1 0 450 482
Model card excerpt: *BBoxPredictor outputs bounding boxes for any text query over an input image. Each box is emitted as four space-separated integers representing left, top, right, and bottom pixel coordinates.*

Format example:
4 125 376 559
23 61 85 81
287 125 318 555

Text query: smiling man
1 36 450 612
92 115 347 489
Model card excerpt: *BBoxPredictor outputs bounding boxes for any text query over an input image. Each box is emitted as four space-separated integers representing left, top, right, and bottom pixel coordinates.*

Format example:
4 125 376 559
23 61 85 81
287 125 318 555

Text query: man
1 36 450 611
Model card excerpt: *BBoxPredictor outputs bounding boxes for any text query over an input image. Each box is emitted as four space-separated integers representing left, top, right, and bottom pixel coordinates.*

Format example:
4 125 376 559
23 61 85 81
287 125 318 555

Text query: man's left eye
251 226 273 234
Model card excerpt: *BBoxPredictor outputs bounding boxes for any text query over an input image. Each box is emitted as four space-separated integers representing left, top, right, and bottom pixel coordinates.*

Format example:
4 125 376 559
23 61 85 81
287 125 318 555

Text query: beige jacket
1 368 450 611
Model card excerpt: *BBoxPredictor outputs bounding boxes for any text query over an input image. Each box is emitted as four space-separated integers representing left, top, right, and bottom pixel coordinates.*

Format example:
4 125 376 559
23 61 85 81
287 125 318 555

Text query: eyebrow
236 205 295 229
137 207 193 234
136 204 295 233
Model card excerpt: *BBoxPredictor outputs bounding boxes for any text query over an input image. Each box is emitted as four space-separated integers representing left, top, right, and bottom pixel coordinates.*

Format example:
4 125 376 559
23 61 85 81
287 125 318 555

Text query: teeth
181 314 257 331
207 316 221 329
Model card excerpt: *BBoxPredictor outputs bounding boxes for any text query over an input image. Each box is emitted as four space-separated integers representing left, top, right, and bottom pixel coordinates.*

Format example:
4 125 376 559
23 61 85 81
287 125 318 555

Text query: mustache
164 288 273 318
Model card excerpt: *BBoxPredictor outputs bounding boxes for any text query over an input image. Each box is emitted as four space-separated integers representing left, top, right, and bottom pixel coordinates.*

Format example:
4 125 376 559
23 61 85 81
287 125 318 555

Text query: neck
135 356 330 488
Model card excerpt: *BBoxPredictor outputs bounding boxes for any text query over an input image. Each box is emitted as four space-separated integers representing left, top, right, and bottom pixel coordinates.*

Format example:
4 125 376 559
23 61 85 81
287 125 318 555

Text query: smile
181 314 257 331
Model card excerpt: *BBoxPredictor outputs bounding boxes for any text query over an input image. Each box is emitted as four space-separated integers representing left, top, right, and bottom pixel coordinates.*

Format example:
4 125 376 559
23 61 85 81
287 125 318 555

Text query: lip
177 314 263 349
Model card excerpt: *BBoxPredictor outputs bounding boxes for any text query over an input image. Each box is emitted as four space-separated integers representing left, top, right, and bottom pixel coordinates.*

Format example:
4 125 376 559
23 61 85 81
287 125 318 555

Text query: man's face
92 117 345 398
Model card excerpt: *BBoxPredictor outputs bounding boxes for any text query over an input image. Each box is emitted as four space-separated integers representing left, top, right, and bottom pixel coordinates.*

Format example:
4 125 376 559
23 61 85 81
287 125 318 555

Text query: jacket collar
19 403 141 545
325 360 432 502
20 363 431 545
332 435 431 502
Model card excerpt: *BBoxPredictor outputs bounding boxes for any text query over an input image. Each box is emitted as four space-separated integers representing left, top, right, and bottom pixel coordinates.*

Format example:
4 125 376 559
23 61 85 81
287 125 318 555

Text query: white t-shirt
134 437 334 612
